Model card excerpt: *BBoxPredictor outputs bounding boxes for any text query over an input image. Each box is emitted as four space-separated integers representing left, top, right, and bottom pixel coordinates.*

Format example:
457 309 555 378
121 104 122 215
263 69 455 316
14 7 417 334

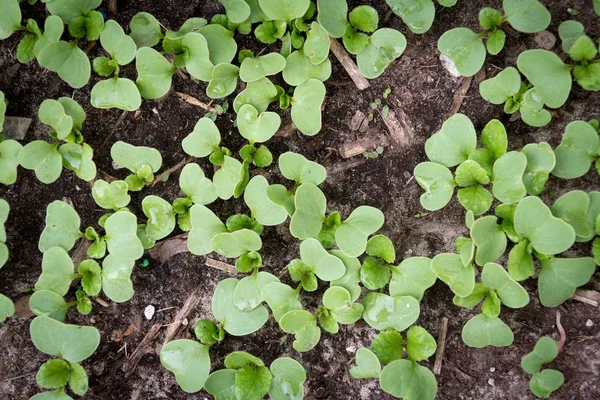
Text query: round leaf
425 113 477 167
160 339 210 393
517 50 571 109
362 292 420 331
389 257 436 301
349 348 381 379
291 79 326 136
461 314 514 348
438 28 486 77
30 316 101 362
91 77 142 111
380 360 438 400
357 28 406 79
135 47 174 99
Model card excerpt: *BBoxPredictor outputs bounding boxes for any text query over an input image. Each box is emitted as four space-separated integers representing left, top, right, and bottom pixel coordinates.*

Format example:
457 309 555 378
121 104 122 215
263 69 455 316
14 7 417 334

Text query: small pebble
182 318 188 326
586 319 594 327
346 345 357 353
144 305 155 320
534 30 556 50
488 378 495 386
490 367 496 372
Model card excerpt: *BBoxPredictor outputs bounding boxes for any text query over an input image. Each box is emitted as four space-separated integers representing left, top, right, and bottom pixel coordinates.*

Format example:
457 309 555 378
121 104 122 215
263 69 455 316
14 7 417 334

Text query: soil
1 0 599 399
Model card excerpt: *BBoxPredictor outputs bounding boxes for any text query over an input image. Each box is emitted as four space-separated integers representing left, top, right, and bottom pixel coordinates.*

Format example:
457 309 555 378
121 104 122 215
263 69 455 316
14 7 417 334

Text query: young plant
317 285 363 334
182 117 232 166
558 20 600 91
29 316 100 399
172 163 218 231
438 0 550 76
386 0 457 35
91 20 141 111
203 352 307 399
0 198 14 323
110 141 163 191
521 336 564 398
349 326 438 400
19 98 96 184
551 120 599 179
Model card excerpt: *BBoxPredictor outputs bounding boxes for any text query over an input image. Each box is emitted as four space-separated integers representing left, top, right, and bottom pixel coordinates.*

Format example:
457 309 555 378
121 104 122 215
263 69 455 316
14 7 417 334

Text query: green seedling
350 326 438 400
173 163 217 231
92 180 131 212
317 285 363 334
280 309 322 352
29 316 100 399
182 117 232 166
110 141 163 191
19 98 96 184
438 0 550 77
521 337 564 398
160 339 211 393
0 199 13 323
287 238 346 291
551 121 599 179
203 352 306 399
359 234 395 290
558 20 600 91
129 12 164 48
389 257 437 301
91 20 141 111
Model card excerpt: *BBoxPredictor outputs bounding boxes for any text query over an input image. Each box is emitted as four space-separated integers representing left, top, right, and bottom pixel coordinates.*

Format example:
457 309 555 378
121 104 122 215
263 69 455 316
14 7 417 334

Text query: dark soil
1 1 599 399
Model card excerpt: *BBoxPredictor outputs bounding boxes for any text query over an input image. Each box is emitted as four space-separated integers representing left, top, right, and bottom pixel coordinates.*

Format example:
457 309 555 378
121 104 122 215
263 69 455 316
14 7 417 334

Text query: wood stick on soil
556 311 566 352
448 76 473 117
572 289 600 307
123 322 162 377
176 92 223 114
329 37 370 91
339 136 390 159
206 257 237 275
162 286 204 347
433 317 449 375
150 156 195 187
101 110 129 148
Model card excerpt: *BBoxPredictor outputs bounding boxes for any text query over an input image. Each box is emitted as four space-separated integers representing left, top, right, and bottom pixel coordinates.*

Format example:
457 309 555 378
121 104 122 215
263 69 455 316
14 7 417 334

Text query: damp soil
1 0 600 399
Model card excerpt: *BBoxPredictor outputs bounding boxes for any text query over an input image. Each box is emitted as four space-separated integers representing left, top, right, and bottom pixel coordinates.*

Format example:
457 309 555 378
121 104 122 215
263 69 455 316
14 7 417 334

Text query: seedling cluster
0 1 598 399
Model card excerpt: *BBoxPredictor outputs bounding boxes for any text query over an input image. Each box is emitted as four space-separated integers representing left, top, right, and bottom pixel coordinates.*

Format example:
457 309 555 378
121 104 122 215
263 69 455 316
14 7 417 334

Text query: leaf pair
318 286 363 333
111 141 163 191
521 337 564 398
287 238 346 291
558 20 600 91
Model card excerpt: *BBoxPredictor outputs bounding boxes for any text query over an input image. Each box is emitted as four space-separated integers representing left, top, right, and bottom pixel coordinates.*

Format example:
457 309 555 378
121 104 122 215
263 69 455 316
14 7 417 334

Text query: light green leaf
220 0 251 23
538 257 596 307
481 262 529 308
211 228 261 258
100 20 137 65
349 5 379 33
101 255 134 303
188 204 227 255
317 0 348 38
213 278 269 335
68 362 88 396
0 293 14 323
0 0 21 40
431 253 475 297
198 24 237 65
508 240 534 281
461 314 514 348
330 250 362 302
389 257 436 301
457 185 493 216
362 292 420 331
300 238 346 281
455 160 489 187
471 216 507 266
207 63 239 99
259 0 309 21
521 336 559 374
261 282 302 323
33 16 64 58
552 121 599 179
204 369 237 400
18 141 63 184
213 156 243 200
453 282 488 308
181 32 214 81
38 99 74 140
91 77 142 111
283 50 332 87
244 176 287 226
479 67 521 105
234 365 272 400
47 0 101 23
414 162 456 211
279 310 321 352
30 390 73 400
551 190 593 239
379 360 438 400
39 200 81 252
520 88 552 127
135 47 174 99
425 113 477 167
522 142 555 195
240 52 286 82
29 290 70 321
438 28 486 77
492 151 527 204
335 206 384 258
370 330 404 364
110 141 162 173
142 195 176 240
279 152 326 186
304 22 330 65
558 20 585 53
30 316 100 362
233 271 279 312
179 163 217 205
0 140 22 185
182 117 221 158
36 359 71 389
530 369 564 398
129 12 163 48
237 104 281 144
405 325 437 362
38 40 91 88
160 339 211 393
517 50 571 109
503 0 550 33
268 357 306 400
366 235 395 263
92 180 130 211
78 259 101 296
290 183 326 239
357 28 406 79
485 29 505 55
386 0 435 34
233 77 278 114
291 78 326 136
104 211 144 261
349 348 381 379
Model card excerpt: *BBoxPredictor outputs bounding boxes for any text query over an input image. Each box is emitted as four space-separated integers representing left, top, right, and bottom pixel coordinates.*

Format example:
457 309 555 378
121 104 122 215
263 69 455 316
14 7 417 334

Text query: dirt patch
1 0 600 399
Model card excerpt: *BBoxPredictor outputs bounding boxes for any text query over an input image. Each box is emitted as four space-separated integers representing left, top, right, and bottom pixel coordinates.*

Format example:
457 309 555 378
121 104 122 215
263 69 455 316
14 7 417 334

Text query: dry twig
150 157 195 187
122 323 162 377
433 317 449 375
448 76 473 117
206 258 237 275
556 311 566 352
329 38 370 91
176 92 223 114
162 286 204 347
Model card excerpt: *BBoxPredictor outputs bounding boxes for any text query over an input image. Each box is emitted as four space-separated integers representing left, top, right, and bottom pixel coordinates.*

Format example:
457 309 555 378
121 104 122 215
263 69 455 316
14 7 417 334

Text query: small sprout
521 337 564 398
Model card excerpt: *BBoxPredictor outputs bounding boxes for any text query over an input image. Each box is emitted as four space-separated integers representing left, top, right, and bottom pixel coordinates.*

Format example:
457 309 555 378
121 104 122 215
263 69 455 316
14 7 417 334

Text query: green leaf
517 50 571 109
405 325 436 362
425 113 477 167
220 0 251 23
291 78 326 136
438 28 485 77
279 152 326 186
342 26 369 55
330 250 362 302
129 12 163 48
357 28 406 79
101 255 134 303
573 63 600 91
386 0 435 34
207 63 239 99
492 151 527 204
457 185 494 216
520 88 552 127
110 141 162 174
370 330 403 364
78 259 101 296
29 290 70 321
486 28 505 55
233 271 279 311
290 183 326 239
283 50 332 87
213 156 243 200
244 176 287 226
36 359 71 389
18 141 63 184
503 0 550 33
233 77 279 114
204 369 237 399
379 360 438 400
461 314 514 348
30 316 100 362
100 20 137 65
481 262 529 308
182 117 221 158
236 104 281 144
47 0 101 23
261 282 302 323
522 143 555 195
514 196 576 255
234 365 272 400
188 204 227 255
366 234 395 263
304 22 330 65
508 240 534 281
38 40 91 88
181 32 214 81
212 278 269 335
479 67 521 105
91 77 142 111
471 216 507 266
335 206 384 258
0 139 22 185
455 160 490 187
39 99 74 140
349 348 381 379
240 52 286 82
481 290 501 318
362 292 420 331
530 369 564 398
92 180 130 211
568 35 598 62
33 16 64 58
479 8 502 30
317 0 348 38
551 190 593 239
211 228 261 258
179 163 217 206
453 282 488 308
67 362 88 396
521 336 559 374
39 200 81 253
349 5 378 33
268 357 306 400
593 238 600 266
414 162 456 211
104 211 144 261
0 293 14 323
558 20 585 53
160 339 211 393
255 20 287 45
59 143 97 182
279 310 321 352
300 238 346 281
30 390 73 400
538 257 596 307
135 47 174 99
389 257 436 301
431 253 475 297
142 195 176 240
0 0 21 40
552 121 599 179
259 0 309 21
198 24 237 65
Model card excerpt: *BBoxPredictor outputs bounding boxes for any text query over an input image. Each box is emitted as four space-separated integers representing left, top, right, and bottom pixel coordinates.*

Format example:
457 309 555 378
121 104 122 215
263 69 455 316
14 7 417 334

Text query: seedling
558 20 600 91
551 121 599 179
110 141 163 191
19 98 96 184
0 199 13 323
438 0 551 76
350 325 438 400
182 117 232 166
521 336 564 398
173 163 217 231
